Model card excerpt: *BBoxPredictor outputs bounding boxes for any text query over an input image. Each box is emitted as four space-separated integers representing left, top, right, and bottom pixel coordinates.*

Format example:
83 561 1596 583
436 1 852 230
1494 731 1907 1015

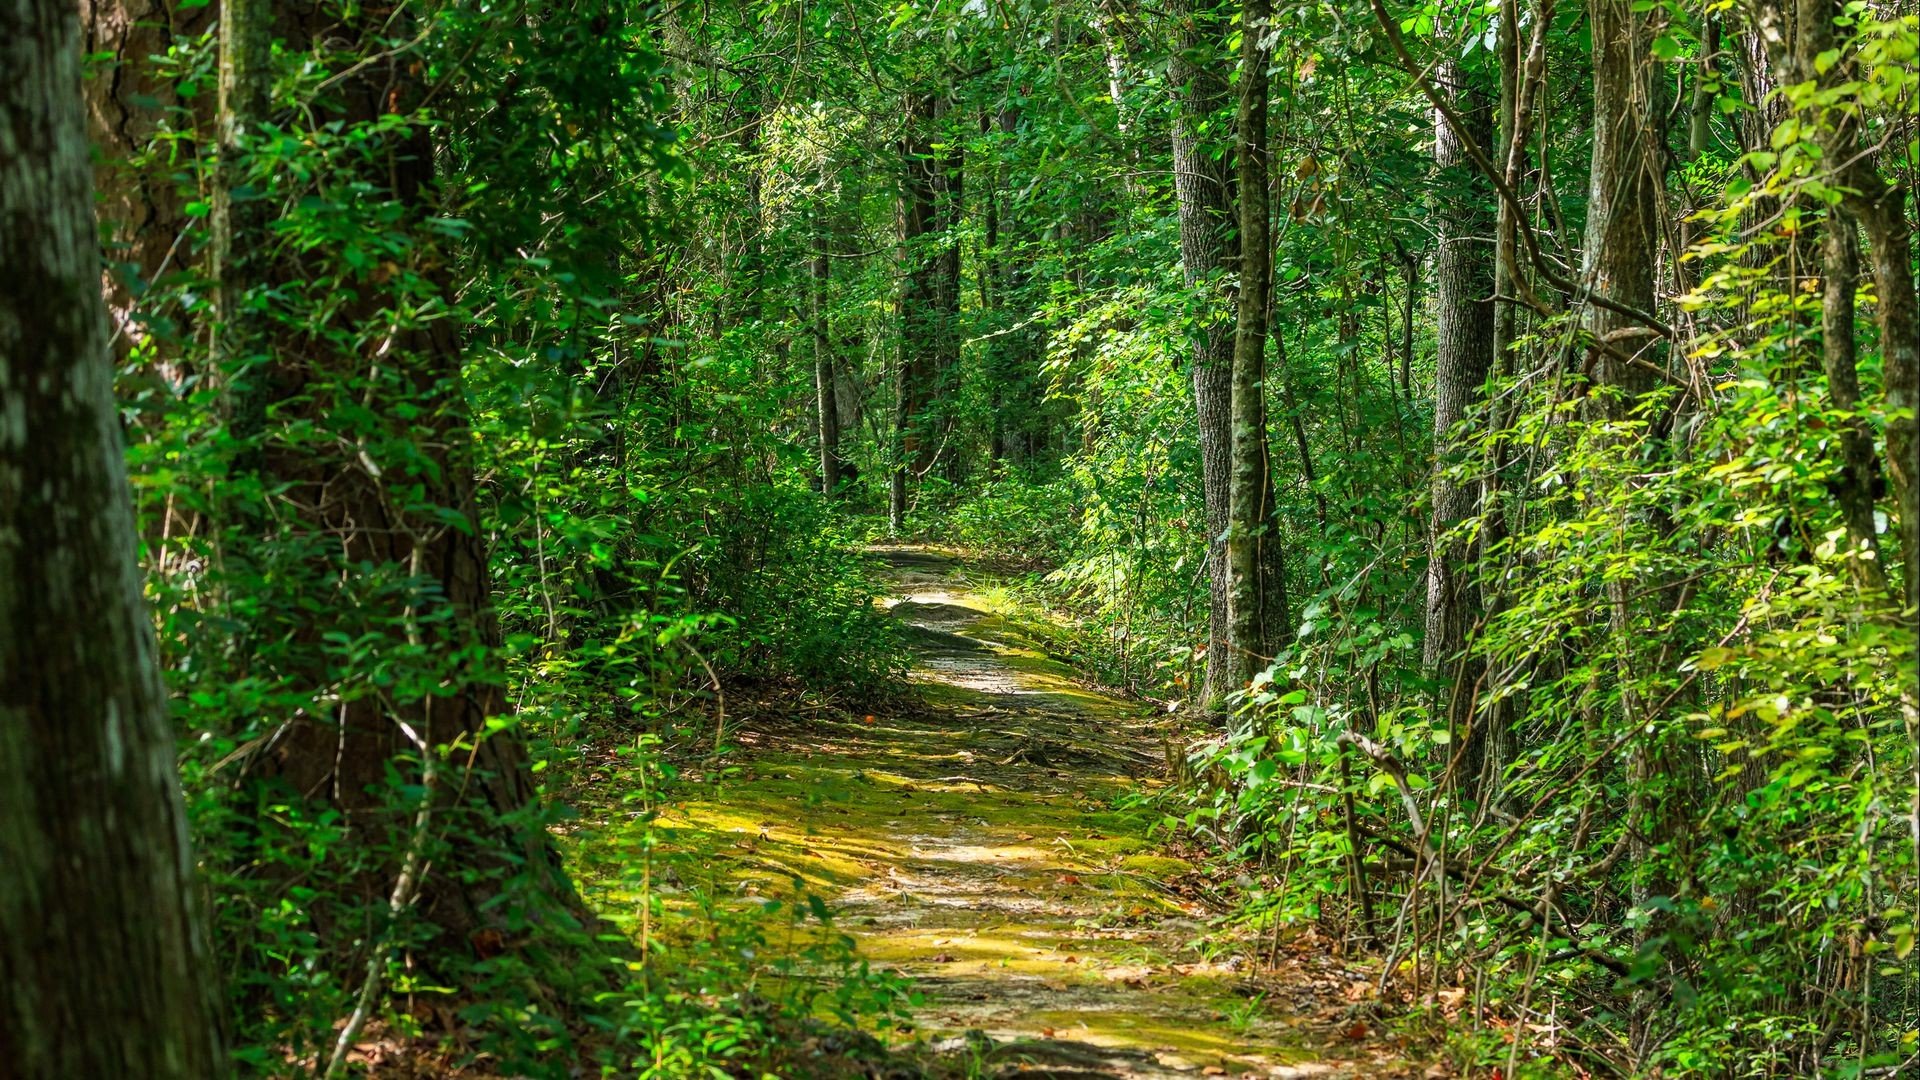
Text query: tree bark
0 0 225 1072
1820 219 1890 595
1425 62 1497 785
1226 0 1291 691
1168 0 1239 702
228 0 580 969
1584 0 1674 1061
934 106 965 483
1584 0 1664 407
893 91 940 531
212 0 275 459
79 0 211 363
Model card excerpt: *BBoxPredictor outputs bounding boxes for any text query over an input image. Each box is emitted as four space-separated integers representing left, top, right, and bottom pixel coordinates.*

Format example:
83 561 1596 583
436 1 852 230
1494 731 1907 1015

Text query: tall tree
1745 0 1916 618
1168 0 1239 702
210 0 274 456
0 0 225 1071
1424 61 1497 787
1583 0 1676 1060
893 91 964 522
814 216 842 494
218 2 583 989
1225 0 1291 690
1743 0 1919 898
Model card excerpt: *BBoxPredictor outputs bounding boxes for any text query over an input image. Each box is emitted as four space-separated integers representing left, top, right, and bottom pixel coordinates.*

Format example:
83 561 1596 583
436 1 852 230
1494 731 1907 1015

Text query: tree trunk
1584 0 1664 406
1746 0 1920 879
1820 219 1889 595
232 0 580 972
934 108 965 483
1585 0 1673 1061
1425 63 1497 788
79 0 211 363
814 221 842 494
1168 0 1239 703
893 91 940 531
212 0 274 458
1226 0 1291 692
0 1 225 1072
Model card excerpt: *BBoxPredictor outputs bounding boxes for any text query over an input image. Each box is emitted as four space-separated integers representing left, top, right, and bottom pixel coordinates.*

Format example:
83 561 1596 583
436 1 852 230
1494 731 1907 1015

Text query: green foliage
105 0 909 1072
81 0 1920 1073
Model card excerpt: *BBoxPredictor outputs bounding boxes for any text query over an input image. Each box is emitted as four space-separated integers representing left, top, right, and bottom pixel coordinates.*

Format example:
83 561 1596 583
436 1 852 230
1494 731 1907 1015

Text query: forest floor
577 545 1431 1078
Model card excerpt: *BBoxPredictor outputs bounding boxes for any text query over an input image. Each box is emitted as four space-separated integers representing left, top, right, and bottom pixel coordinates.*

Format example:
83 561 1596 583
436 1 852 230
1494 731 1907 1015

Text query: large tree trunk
225 2 579 982
79 0 210 361
1424 63 1497 786
0 1 225 1072
1584 0 1674 1061
1225 0 1291 692
1168 0 1238 703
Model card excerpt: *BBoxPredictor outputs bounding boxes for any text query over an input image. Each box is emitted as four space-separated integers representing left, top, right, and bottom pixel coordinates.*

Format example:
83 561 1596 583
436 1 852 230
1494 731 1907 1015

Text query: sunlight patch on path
608 544 1415 1078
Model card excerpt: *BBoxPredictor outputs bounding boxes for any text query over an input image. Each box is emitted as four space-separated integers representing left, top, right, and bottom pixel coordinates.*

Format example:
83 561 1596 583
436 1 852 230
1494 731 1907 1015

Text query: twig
323 720 437 1080
680 639 727 757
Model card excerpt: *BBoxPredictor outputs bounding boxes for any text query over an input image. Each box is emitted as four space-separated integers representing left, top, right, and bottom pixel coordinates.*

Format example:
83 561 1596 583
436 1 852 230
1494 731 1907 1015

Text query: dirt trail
636 547 1411 1078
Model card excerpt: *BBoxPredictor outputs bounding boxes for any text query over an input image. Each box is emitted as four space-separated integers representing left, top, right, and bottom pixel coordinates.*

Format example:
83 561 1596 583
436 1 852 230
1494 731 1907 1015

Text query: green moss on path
575 546 1418 1078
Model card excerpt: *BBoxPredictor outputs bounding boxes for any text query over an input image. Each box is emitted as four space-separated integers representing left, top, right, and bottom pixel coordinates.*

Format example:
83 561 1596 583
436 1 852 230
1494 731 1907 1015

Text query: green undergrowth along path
569 547 1421 1078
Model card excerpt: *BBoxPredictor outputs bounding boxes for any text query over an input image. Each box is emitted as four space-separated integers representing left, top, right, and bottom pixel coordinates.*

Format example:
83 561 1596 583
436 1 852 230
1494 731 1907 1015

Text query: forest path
635 546 1414 1078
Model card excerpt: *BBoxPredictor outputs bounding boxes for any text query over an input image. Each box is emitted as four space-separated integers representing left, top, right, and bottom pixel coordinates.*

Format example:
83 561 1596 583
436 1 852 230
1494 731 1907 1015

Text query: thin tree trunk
1820 218 1889 595
893 91 940 531
934 105 965 483
212 0 273 460
1688 18 1720 158
814 220 841 495
1168 0 1238 702
0 0 225 1071
1425 62 1497 787
1226 0 1291 691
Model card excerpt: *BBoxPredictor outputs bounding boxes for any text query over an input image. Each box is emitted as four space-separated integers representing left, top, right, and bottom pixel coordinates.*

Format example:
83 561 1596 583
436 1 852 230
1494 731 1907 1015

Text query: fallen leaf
1343 1021 1370 1041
